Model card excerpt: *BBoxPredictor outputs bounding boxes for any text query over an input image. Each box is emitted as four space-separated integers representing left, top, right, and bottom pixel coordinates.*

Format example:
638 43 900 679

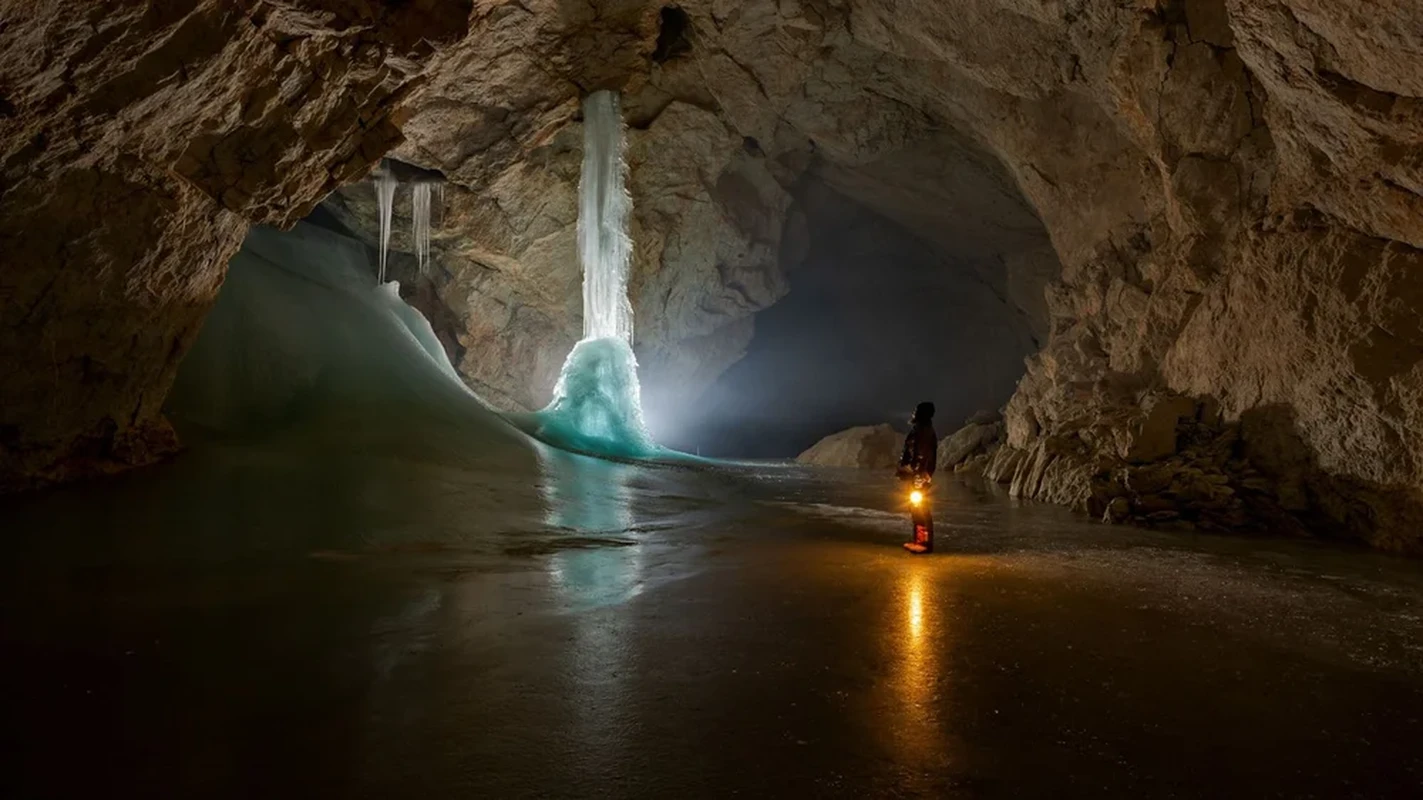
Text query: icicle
412 183 432 276
374 169 398 283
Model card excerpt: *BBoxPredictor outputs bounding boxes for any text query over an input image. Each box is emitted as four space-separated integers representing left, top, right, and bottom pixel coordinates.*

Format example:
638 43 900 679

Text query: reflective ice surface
4 456 1423 798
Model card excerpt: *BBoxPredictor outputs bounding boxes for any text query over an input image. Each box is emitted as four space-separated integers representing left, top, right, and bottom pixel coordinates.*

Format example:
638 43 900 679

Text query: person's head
911 401 935 425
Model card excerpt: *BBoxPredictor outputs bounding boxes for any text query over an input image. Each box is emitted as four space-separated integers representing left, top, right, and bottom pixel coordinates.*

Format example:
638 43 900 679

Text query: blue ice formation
166 222 526 466
509 90 672 461
513 337 659 459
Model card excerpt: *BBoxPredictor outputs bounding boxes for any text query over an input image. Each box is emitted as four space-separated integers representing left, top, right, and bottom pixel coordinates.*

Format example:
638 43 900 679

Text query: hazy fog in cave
656 191 1040 458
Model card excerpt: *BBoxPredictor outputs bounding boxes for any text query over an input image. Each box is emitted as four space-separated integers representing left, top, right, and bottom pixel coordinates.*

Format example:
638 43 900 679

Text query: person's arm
897 432 916 479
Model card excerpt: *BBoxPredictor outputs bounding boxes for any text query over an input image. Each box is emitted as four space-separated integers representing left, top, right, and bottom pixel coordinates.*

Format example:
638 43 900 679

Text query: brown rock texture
796 424 903 470
0 0 470 489
939 412 1006 475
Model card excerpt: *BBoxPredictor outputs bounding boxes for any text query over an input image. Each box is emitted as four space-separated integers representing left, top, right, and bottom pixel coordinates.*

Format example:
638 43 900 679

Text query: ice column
518 91 658 458
578 90 634 343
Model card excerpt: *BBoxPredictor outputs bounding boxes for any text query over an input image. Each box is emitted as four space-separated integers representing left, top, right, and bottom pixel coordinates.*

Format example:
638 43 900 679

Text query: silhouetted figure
898 401 937 554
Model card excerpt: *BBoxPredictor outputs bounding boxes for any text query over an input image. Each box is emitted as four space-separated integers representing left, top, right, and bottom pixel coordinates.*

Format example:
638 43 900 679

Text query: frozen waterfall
512 91 663 460
577 91 634 344
374 169 398 283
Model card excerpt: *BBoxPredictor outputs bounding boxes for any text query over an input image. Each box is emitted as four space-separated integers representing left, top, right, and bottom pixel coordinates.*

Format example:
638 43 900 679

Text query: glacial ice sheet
168 219 700 475
166 222 528 470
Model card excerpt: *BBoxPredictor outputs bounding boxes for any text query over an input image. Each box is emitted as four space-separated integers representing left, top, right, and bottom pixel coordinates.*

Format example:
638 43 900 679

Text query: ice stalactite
412 183 433 276
374 168 398 283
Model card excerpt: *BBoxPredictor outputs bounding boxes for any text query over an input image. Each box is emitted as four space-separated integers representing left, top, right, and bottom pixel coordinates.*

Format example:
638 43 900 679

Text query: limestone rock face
0 0 470 489
797 425 903 470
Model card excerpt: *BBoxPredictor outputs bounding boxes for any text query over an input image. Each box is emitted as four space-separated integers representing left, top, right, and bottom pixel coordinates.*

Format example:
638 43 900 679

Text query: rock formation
939 411 1006 474
0 0 471 489
797 425 902 470
3 1 1423 553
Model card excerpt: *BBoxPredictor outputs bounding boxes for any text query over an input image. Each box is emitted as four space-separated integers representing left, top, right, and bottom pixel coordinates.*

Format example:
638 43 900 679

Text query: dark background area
659 189 1039 458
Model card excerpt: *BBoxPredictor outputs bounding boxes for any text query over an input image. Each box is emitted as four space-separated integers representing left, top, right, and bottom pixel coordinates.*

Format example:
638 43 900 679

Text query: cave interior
3 1 1423 793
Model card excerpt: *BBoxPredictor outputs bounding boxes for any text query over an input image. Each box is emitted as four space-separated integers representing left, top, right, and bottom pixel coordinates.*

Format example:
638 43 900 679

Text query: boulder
1118 395 1201 464
797 425 903 470
939 421 1006 471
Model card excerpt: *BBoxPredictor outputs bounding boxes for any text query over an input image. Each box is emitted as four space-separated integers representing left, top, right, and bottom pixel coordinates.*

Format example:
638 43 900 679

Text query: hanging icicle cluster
371 164 442 283
374 170 398 284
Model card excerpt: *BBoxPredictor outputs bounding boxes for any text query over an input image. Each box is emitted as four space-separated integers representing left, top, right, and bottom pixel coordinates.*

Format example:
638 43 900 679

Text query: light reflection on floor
883 562 953 784
537 446 644 611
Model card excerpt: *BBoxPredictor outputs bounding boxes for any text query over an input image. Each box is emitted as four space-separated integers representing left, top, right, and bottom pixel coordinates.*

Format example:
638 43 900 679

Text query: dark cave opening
657 184 1042 458
651 6 693 63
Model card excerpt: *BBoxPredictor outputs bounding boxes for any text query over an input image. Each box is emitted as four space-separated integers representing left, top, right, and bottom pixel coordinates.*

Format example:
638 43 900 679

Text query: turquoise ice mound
510 336 660 460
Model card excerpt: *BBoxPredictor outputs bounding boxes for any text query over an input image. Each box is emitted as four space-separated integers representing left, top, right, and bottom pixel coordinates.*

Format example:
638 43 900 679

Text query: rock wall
976 1 1423 552
0 0 470 489
619 0 1421 550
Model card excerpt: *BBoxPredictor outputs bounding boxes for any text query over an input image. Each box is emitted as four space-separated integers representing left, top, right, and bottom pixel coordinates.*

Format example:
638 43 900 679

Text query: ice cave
3 2 1423 796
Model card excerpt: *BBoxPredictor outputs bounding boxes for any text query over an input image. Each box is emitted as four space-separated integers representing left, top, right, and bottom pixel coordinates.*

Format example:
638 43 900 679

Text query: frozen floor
3 436 1423 798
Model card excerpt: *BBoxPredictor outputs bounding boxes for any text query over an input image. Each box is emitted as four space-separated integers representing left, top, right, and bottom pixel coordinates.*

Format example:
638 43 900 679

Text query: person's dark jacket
899 422 938 480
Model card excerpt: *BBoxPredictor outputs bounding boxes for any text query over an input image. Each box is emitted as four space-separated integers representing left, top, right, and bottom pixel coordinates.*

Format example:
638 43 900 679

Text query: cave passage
660 183 1041 458
2 206 1416 798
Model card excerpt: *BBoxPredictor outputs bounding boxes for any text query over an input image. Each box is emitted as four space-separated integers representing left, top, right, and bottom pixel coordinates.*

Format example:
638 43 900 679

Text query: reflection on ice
539 447 635 534
537 447 644 610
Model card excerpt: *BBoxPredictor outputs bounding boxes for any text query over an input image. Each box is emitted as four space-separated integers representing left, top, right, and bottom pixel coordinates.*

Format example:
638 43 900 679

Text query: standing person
897 401 938 554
